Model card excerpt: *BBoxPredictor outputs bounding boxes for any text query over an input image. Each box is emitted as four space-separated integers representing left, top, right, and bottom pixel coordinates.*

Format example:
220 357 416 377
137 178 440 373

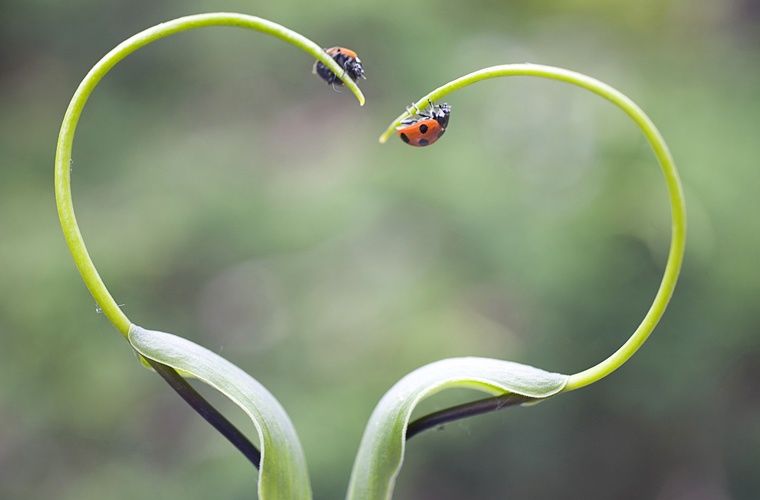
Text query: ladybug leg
424 99 438 114
405 102 422 118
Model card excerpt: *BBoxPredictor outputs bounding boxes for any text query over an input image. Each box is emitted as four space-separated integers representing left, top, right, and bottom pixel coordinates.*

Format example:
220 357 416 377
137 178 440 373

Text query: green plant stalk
54 12 365 339
380 64 686 392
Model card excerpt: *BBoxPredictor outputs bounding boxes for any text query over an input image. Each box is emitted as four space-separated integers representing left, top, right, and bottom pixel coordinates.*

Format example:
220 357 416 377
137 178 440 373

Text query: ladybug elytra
396 102 451 147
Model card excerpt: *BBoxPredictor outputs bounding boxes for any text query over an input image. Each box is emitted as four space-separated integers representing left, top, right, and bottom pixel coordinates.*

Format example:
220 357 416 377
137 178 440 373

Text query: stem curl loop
381 64 686 391
55 12 365 339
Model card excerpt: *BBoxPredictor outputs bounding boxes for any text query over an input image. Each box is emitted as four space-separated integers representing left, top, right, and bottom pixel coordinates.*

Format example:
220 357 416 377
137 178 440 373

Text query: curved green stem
55 12 365 339
380 64 686 392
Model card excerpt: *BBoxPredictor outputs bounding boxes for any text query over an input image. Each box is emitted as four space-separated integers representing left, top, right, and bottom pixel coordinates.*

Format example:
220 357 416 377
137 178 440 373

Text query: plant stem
406 392 533 440
54 13 365 483
380 64 686 392
146 357 262 468
54 12 365 340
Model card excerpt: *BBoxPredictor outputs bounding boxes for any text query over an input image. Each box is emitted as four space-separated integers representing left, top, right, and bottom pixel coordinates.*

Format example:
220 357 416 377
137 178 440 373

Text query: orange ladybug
396 102 451 147
313 47 365 86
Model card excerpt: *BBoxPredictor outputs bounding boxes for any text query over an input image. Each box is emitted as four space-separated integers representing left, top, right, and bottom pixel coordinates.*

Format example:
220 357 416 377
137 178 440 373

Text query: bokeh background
2 0 759 498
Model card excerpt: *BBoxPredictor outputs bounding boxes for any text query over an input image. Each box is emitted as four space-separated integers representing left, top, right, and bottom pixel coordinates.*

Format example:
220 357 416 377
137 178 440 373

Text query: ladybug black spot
400 133 410 144
419 123 429 134
418 138 430 146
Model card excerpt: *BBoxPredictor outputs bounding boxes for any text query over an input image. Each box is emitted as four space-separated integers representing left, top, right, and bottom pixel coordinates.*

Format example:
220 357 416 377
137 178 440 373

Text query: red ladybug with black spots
313 47 365 86
396 102 451 147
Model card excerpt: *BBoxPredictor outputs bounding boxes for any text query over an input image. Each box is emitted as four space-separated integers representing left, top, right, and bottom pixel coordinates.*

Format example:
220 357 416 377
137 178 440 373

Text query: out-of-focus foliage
1 0 759 498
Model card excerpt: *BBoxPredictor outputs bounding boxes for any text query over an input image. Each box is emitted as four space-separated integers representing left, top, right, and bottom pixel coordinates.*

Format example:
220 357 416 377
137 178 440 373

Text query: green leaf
347 357 568 500
128 325 311 500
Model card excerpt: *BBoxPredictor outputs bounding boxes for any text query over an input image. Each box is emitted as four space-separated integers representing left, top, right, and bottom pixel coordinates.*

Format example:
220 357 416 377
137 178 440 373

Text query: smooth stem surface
55 12 365 339
380 64 686 392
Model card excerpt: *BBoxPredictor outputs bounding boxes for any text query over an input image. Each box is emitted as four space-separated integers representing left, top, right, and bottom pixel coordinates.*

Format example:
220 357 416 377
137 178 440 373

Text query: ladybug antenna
357 63 367 79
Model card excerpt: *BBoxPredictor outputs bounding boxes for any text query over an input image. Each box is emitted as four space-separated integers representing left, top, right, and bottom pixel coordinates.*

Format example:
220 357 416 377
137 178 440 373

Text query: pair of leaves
129 326 568 499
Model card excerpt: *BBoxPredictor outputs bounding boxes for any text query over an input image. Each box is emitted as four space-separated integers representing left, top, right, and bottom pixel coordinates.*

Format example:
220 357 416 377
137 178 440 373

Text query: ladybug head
432 103 451 128
347 59 365 81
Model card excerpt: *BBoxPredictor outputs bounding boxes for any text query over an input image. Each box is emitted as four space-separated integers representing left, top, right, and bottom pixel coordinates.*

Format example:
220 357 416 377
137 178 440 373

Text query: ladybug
396 102 452 147
313 47 365 86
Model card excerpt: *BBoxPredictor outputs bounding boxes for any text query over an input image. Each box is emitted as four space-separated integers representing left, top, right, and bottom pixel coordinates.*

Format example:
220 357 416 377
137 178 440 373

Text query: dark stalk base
146 357 262 468
406 392 534 440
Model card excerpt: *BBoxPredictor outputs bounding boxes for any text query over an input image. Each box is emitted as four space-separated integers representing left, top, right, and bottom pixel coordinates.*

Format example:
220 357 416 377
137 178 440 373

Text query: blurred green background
2 0 759 498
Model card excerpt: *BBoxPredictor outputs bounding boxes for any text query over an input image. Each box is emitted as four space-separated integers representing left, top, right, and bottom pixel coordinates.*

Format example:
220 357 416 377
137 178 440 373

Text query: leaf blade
347 357 568 500
129 325 311 500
